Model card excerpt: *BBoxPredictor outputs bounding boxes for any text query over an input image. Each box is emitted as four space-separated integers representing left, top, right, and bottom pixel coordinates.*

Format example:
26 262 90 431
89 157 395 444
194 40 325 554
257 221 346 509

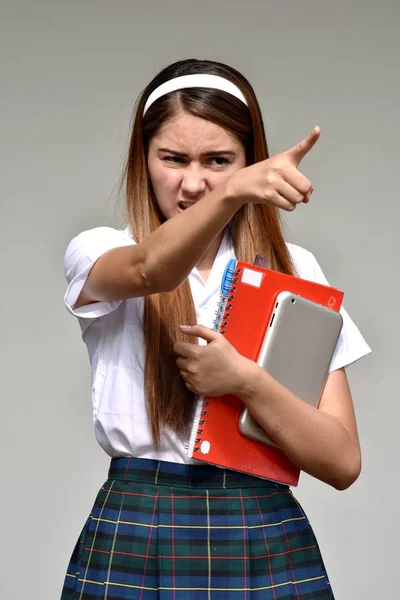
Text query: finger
173 341 193 357
272 192 298 212
180 324 220 343
283 165 313 196
303 188 314 203
179 370 195 389
276 180 307 205
286 126 321 167
176 357 188 370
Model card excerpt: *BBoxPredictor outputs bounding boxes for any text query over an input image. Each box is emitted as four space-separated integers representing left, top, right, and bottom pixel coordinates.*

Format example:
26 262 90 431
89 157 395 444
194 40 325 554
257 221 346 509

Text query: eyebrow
157 148 237 157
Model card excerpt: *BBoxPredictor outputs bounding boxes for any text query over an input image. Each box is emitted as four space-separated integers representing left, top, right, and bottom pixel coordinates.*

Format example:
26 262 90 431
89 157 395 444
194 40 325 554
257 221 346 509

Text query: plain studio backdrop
1 1 398 598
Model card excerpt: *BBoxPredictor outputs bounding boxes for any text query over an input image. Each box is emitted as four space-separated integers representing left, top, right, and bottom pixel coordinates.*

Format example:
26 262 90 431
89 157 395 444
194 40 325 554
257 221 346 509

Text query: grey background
1 1 398 598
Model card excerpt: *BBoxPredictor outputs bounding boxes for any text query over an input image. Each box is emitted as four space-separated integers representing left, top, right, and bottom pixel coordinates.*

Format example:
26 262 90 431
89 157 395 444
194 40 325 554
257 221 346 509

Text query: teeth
179 202 191 210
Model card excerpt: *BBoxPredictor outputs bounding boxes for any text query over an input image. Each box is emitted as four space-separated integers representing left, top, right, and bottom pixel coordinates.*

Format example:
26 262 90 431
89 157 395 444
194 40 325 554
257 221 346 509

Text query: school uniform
61 225 371 599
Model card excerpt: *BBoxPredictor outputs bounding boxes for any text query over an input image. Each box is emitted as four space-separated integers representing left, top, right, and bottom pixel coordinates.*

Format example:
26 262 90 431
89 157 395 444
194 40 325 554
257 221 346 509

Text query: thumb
286 126 321 166
180 324 220 343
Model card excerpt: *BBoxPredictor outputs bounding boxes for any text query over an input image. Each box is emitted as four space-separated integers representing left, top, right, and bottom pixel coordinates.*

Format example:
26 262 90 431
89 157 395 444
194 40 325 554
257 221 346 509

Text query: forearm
236 360 361 490
140 181 241 292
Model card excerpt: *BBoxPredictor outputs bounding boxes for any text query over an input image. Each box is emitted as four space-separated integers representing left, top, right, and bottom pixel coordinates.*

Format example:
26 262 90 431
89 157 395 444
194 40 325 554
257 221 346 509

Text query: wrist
223 173 246 211
232 357 261 400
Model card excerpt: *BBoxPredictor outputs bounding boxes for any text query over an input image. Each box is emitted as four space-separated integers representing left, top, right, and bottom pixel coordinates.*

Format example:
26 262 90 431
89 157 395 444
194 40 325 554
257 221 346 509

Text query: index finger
286 126 321 166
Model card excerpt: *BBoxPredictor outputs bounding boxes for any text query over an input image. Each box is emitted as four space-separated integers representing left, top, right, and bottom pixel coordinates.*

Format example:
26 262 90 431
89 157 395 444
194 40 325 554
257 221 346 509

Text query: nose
180 164 206 198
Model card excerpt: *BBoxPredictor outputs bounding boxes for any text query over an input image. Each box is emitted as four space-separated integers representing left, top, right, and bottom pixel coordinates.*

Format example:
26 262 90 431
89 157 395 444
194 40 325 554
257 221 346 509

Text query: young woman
61 58 371 599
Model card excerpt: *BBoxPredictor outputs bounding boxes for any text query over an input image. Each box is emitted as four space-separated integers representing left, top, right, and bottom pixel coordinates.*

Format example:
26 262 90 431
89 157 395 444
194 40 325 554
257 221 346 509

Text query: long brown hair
120 59 295 446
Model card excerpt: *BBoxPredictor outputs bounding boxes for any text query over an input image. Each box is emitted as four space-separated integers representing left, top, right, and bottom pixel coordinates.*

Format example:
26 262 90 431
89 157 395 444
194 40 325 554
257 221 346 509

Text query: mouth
178 201 194 211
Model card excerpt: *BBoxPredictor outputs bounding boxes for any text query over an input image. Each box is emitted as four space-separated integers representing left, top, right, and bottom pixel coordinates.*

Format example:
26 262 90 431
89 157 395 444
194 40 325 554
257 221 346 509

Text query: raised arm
75 128 320 308
75 180 241 308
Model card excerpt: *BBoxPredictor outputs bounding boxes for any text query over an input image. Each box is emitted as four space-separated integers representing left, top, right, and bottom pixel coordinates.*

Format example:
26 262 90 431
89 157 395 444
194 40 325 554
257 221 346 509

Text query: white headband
143 74 248 116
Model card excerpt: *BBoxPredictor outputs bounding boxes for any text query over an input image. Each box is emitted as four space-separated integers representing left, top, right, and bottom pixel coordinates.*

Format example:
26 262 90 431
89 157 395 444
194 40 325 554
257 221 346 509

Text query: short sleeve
64 226 136 319
288 244 372 372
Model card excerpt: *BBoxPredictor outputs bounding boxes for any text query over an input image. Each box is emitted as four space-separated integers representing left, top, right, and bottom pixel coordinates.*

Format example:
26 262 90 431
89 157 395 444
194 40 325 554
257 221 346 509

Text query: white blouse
64 226 371 463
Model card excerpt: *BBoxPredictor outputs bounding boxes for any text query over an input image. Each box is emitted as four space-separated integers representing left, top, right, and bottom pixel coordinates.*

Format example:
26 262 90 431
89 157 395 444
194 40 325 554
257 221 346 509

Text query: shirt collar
190 227 236 308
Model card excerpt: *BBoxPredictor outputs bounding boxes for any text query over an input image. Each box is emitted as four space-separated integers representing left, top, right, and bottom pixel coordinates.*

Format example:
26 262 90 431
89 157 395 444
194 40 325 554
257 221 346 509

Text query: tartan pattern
61 457 334 599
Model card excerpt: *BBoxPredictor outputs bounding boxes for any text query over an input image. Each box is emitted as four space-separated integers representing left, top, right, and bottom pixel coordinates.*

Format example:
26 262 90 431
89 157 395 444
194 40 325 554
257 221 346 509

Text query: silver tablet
238 291 343 447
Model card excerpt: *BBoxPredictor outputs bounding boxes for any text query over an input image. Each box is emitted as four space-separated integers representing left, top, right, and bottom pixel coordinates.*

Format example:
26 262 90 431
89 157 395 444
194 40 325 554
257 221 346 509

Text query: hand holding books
182 259 344 486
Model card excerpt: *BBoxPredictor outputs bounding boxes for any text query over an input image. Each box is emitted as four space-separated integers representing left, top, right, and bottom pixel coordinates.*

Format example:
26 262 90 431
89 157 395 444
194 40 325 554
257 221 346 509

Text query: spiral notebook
187 259 344 486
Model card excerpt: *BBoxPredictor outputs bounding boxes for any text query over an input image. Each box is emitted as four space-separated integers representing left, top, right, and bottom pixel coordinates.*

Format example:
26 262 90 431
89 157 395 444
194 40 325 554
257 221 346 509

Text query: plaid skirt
61 457 334 599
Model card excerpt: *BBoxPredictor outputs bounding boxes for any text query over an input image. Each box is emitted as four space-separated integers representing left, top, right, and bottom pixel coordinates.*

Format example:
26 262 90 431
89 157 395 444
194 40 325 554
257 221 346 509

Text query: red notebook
186 260 344 486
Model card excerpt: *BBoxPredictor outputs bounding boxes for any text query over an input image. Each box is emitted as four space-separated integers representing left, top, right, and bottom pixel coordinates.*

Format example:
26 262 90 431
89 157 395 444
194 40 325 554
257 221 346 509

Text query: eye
162 156 185 164
208 157 230 167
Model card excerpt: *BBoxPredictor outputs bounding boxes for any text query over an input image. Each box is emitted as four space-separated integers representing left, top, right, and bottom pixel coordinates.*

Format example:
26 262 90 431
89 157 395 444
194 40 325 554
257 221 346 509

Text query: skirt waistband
107 457 289 490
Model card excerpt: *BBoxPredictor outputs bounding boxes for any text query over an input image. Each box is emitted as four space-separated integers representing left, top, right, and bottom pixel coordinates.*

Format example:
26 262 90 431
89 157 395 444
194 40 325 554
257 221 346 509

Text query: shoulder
64 225 136 285
65 225 135 258
67 226 134 250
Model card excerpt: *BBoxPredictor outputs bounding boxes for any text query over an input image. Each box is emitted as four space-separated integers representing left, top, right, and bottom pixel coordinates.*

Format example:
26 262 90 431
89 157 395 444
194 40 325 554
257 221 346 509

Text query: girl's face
147 111 246 219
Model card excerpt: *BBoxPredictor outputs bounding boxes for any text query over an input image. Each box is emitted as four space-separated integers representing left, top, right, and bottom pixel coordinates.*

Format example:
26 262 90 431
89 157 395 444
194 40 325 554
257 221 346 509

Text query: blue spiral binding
212 258 237 332
187 258 238 457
